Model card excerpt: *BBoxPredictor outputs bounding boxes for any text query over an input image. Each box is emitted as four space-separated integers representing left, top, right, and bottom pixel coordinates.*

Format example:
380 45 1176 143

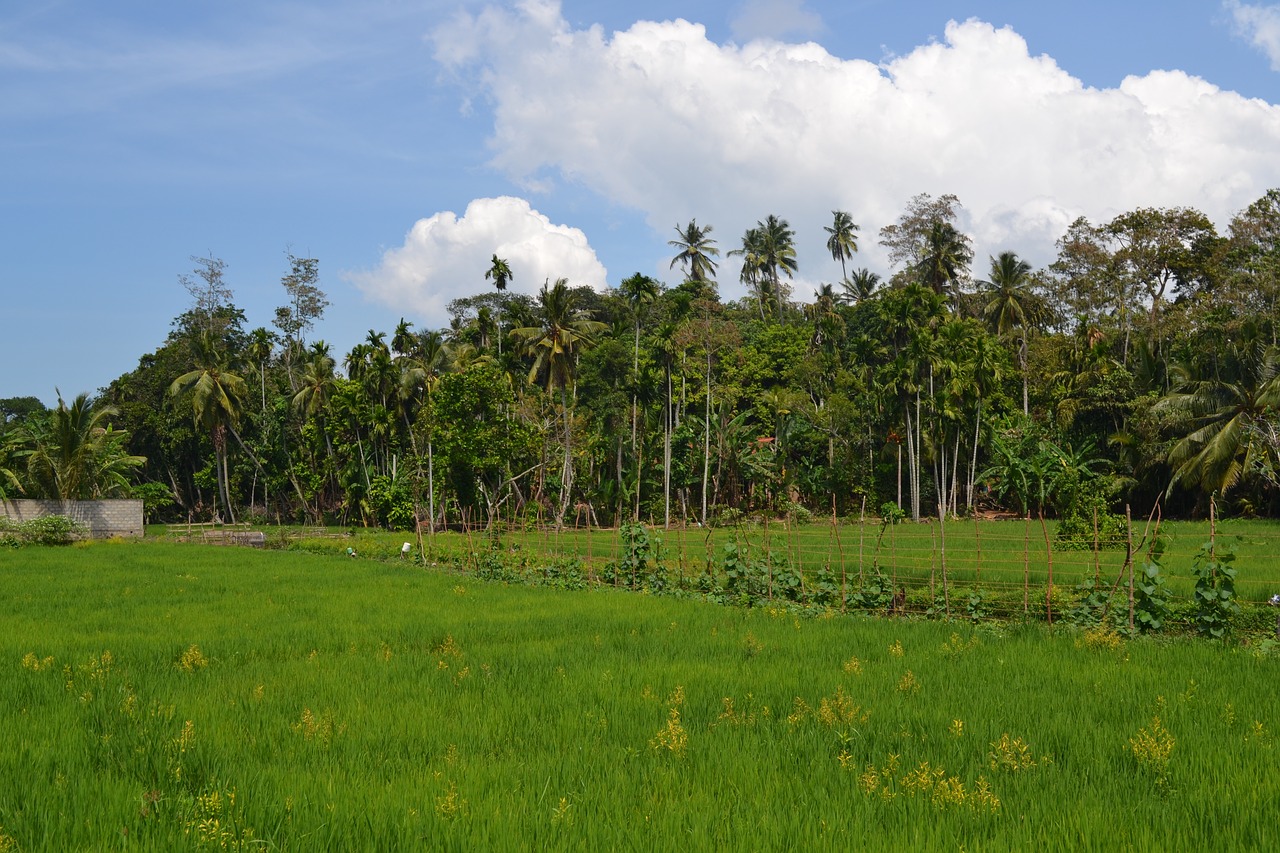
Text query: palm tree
964 331 1006 511
23 392 143 500
169 335 248 521
1158 341 1280 500
981 251 1044 415
669 220 720 284
245 328 275 411
825 210 859 280
810 283 842 349
485 255 513 292
397 330 452 533
391 318 416 357
618 273 661 519
839 268 880 305
731 215 797 319
918 220 973 312
510 278 607 524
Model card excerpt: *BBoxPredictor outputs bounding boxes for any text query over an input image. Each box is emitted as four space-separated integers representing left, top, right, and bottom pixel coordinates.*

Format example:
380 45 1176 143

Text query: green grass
257 516 1280 604
2 540 1279 850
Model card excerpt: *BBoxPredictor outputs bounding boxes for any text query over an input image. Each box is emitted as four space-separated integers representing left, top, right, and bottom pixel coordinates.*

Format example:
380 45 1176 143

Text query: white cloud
730 0 824 43
1226 1 1280 69
348 196 608 322
433 3 1280 288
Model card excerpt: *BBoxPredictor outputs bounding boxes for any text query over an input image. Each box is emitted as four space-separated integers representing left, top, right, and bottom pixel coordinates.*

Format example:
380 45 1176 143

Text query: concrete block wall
0 499 145 538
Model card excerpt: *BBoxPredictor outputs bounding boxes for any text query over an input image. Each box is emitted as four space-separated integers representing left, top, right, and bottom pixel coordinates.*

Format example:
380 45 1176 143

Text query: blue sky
3 0 1280 405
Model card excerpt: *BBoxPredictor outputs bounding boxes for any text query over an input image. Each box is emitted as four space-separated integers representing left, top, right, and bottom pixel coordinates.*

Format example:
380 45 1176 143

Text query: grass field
2 540 1278 850
248 515 1280 605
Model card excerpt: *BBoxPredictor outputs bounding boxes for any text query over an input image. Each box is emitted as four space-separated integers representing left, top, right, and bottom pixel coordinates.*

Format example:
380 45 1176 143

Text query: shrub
0 515 84 547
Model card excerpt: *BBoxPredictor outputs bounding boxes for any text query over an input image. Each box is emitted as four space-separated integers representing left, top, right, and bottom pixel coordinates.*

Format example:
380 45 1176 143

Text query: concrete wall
0 499 144 538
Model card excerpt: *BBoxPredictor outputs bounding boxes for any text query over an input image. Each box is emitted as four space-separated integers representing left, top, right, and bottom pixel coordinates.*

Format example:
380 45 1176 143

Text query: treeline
3 190 1280 530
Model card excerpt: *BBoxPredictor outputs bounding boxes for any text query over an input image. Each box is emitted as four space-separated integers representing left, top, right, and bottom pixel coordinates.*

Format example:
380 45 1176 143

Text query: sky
4 0 1280 405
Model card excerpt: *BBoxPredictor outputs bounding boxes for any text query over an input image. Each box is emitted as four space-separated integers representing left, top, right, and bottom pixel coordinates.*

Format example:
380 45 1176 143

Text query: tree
730 215 797 319
879 193 969 272
170 334 248 522
917 220 974 312
180 255 235 339
839 268 880 304
1158 339 1280 501
23 392 144 500
398 330 452 532
274 252 328 347
245 328 275 414
981 251 1045 415
1107 207 1217 336
669 220 720 284
618 272 661 519
510 278 607 524
485 255 513 292
824 210 859 280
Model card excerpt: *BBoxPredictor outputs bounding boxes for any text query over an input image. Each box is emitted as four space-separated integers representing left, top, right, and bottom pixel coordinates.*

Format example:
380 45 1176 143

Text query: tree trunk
702 343 712 525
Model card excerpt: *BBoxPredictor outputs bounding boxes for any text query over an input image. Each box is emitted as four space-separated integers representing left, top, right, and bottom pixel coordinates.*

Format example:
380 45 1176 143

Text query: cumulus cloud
1226 1 1280 69
432 2 1280 288
349 196 608 321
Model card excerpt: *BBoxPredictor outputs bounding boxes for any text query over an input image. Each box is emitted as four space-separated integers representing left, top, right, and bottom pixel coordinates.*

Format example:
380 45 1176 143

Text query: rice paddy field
273 515 1280 607
3 536 1279 850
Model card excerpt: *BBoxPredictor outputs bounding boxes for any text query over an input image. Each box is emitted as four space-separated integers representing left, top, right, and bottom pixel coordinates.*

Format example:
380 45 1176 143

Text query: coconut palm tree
839 268 880 305
731 215 797 319
918 220 973 312
1158 339 1280 500
169 335 248 521
981 251 1045 415
669 220 720 284
824 210 859 280
22 392 143 500
510 278 607 525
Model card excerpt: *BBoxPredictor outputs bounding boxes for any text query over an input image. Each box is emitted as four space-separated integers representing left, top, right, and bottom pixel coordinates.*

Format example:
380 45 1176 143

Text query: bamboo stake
929 518 937 605
834 493 847 613
1022 515 1030 615
857 496 865 590
1039 512 1054 626
1092 505 1101 584
973 510 982 588
1127 504 1135 634
939 502 950 619
764 512 773 602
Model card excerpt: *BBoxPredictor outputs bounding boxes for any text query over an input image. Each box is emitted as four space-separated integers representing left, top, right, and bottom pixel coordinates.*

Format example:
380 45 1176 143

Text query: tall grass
3 541 1277 850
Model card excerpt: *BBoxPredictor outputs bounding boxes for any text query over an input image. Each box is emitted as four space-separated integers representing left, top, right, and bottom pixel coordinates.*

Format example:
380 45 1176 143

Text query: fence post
1127 504 1134 635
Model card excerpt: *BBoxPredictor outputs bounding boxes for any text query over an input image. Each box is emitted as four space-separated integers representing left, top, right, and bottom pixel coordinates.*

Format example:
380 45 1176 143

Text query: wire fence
453 507 1280 617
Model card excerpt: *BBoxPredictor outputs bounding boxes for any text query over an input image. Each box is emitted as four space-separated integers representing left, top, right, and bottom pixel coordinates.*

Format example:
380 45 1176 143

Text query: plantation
2 540 1278 850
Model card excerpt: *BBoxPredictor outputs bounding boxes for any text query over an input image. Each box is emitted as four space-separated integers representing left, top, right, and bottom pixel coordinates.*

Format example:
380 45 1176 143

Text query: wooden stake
1039 511 1054 626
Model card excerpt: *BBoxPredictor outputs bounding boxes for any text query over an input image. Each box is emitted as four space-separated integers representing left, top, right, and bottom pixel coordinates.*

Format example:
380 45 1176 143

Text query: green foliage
1133 538 1173 633
614 522 667 592
0 514 83 547
878 502 906 525
851 566 896 612
1191 540 1240 638
366 475 416 532
719 538 803 606
130 480 176 523
1055 492 1128 551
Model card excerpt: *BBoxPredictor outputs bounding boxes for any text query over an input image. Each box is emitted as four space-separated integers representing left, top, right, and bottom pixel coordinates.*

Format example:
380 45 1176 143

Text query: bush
0 515 84 547
1055 494 1128 551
